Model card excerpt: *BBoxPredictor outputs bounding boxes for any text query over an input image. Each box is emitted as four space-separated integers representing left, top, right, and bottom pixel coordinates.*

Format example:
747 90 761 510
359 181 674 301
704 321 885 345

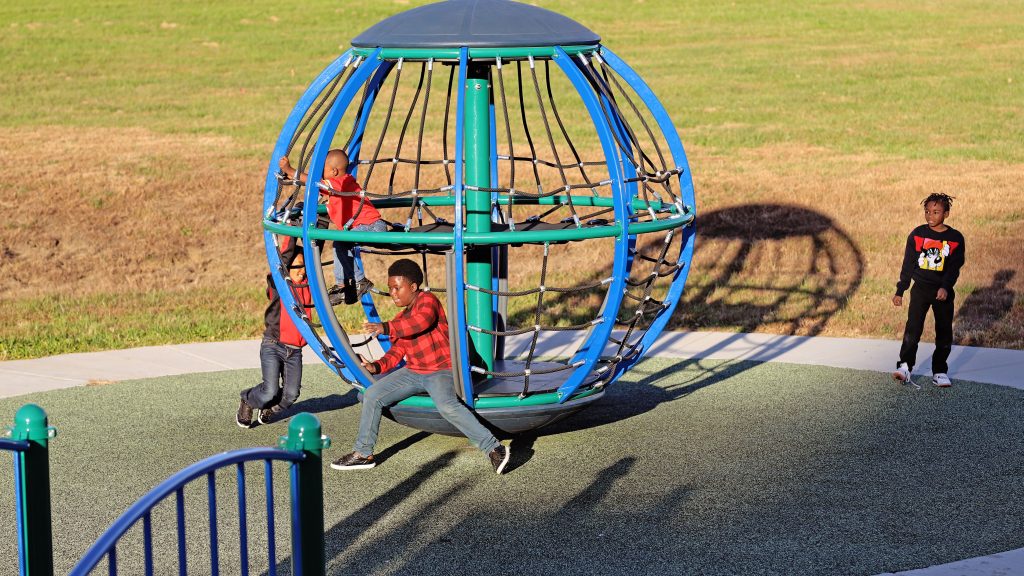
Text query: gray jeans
354 368 499 456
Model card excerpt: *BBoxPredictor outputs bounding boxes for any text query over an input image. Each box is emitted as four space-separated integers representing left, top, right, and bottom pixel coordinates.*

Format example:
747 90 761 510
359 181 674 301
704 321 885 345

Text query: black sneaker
258 404 285 425
356 278 374 299
236 400 255 429
328 279 358 305
331 452 376 470
327 284 346 306
488 444 510 475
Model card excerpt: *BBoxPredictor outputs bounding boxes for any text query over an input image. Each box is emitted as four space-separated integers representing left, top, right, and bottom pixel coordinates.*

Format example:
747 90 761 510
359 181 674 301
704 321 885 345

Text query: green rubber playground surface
2 358 1023 575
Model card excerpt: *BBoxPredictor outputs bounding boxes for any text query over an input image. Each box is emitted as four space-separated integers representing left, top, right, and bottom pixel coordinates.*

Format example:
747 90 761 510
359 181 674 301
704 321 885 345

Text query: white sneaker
892 362 912 383
932 373 952 387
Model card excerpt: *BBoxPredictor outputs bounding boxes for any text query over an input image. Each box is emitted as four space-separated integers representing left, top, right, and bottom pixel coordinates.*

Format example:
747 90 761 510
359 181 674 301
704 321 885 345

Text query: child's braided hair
922 193 955 211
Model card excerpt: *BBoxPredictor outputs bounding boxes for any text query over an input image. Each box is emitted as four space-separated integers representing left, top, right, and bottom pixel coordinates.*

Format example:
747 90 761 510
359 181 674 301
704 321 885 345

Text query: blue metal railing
69 448 303 576
68 412 329 576
1 437 32 576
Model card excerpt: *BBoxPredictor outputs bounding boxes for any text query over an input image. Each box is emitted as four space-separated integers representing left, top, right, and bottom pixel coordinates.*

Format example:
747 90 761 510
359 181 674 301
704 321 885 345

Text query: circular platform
351 0 600 49
372 360 606 435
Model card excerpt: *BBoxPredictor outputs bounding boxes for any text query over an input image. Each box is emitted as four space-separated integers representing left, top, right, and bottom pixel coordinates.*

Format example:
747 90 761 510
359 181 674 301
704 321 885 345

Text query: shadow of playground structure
671 203 864 337
503 204 865 423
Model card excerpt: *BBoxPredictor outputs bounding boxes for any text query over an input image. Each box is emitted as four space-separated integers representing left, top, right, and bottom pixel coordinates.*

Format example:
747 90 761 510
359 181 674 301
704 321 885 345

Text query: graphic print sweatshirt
895 224 965 296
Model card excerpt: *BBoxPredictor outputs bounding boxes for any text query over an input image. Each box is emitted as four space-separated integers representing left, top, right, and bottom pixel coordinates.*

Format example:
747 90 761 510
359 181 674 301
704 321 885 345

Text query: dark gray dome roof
351 0 600 49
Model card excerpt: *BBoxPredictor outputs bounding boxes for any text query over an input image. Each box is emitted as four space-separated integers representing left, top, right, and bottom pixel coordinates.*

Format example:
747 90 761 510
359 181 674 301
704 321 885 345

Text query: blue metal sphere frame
263 45 696 412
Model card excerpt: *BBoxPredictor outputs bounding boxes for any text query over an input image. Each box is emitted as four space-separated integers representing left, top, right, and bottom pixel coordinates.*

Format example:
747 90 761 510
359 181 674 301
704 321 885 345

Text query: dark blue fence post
279 413 330 576
7 404 57 576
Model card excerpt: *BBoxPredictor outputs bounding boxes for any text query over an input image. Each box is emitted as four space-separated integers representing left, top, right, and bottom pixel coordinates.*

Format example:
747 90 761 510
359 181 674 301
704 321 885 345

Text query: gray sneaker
258 404 285 425
488 445 511 475
356 278 375 299
932 373 952 387
331 452 376 470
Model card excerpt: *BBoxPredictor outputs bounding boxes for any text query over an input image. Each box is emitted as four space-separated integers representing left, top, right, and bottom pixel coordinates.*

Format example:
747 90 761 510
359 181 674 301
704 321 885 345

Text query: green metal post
279 413 330 576
9 404 56 576
464 62 494 372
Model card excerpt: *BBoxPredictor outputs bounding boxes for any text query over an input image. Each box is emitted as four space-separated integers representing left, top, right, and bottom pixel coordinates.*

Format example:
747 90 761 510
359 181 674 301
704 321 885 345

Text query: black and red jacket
263 274 313 348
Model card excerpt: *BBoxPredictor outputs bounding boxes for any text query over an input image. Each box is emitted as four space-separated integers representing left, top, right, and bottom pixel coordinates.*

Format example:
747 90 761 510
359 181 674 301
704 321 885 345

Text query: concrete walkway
2 330 1022 575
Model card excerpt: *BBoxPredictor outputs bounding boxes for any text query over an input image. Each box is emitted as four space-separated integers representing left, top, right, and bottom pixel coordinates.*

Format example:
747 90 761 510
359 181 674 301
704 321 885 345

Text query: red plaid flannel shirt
374 291 452 374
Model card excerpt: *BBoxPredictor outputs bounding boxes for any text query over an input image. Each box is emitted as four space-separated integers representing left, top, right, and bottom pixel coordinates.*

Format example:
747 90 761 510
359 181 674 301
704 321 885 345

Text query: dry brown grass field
2 126 1021 359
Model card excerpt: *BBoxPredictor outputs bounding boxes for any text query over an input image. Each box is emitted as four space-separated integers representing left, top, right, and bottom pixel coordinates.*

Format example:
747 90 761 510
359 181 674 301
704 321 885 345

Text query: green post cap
279 412 331 453
9 403 57 443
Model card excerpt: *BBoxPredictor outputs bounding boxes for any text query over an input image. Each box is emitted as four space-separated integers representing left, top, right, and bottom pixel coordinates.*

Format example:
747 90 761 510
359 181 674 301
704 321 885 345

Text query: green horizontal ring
394 384 601 409
263 211 693 246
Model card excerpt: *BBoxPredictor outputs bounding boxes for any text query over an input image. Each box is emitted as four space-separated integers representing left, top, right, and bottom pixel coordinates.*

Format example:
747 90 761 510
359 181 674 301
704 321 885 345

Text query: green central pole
464 63 494 373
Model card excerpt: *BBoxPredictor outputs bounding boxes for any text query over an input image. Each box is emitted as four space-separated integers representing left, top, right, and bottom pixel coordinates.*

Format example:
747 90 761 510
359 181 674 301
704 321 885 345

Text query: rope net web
265 49 693 396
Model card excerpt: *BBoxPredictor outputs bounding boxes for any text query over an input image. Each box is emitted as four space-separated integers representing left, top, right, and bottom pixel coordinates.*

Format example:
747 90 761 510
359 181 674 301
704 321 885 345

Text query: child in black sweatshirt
892 193 965 387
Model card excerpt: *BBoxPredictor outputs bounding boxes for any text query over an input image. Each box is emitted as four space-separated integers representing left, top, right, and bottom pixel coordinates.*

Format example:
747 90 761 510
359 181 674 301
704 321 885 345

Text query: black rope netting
267 50 693 393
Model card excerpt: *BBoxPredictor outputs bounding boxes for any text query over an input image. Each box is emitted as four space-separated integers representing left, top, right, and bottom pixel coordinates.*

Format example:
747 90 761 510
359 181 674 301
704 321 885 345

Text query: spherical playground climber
261 0 696 435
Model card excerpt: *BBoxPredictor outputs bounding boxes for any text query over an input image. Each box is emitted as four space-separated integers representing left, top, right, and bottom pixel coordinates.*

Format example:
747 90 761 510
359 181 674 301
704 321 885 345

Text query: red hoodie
324 174 382 229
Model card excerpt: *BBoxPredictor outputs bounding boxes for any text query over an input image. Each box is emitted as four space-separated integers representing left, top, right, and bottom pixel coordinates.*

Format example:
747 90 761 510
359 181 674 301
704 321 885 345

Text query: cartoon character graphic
915 237 959 271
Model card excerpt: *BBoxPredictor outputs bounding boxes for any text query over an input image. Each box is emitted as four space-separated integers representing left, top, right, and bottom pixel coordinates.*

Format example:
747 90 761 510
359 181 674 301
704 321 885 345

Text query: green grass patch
1 0 1021 161
0 286 265 360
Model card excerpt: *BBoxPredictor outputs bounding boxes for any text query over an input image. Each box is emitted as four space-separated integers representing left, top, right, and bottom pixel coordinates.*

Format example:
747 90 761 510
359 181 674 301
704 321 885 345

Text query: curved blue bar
263 51 355 378
552 46 630 402
69 448 305 576
452 47 475 405
301 49 385 391
347 61 396 334
599 48 697 381
347 61 395 168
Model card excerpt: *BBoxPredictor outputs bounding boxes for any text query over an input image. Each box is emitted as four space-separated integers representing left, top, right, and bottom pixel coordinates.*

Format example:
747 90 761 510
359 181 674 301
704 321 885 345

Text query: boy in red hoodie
237 241 313 427
279 149 386 305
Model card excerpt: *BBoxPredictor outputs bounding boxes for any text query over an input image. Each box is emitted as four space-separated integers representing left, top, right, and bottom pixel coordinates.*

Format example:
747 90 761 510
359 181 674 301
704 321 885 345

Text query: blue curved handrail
264 51 358 381
452 47 475 405
302 49 385 392
69 447 305 576
597 48 697 382
552 45 630 402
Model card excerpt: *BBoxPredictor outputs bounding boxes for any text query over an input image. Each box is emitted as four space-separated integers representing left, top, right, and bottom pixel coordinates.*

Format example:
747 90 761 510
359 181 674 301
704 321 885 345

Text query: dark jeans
899 283 955 373
241 338 303 410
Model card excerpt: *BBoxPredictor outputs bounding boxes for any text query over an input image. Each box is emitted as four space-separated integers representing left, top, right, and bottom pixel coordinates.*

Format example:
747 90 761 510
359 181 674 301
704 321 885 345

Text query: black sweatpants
898 283 955 373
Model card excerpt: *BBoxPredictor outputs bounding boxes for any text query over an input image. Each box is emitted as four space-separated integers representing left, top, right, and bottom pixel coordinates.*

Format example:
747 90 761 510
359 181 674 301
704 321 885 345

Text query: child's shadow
956 269 1016 346
287 388 360 416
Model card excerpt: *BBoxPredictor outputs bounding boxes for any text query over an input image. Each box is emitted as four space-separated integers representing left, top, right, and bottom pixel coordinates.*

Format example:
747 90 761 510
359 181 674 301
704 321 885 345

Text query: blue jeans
241 338 303 410
334 219 388 285
354 368 499 456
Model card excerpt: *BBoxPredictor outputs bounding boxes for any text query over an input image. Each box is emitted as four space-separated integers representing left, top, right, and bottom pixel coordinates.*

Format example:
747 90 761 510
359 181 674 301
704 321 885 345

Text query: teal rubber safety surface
1 358 1022 575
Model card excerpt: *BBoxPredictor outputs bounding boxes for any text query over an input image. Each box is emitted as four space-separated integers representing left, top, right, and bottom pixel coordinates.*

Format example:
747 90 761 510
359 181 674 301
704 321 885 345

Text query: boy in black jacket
892 193 965 387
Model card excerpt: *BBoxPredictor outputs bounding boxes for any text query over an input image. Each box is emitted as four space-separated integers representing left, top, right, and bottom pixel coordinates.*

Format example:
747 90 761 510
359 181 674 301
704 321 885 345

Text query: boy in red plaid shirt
331 259 511 474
